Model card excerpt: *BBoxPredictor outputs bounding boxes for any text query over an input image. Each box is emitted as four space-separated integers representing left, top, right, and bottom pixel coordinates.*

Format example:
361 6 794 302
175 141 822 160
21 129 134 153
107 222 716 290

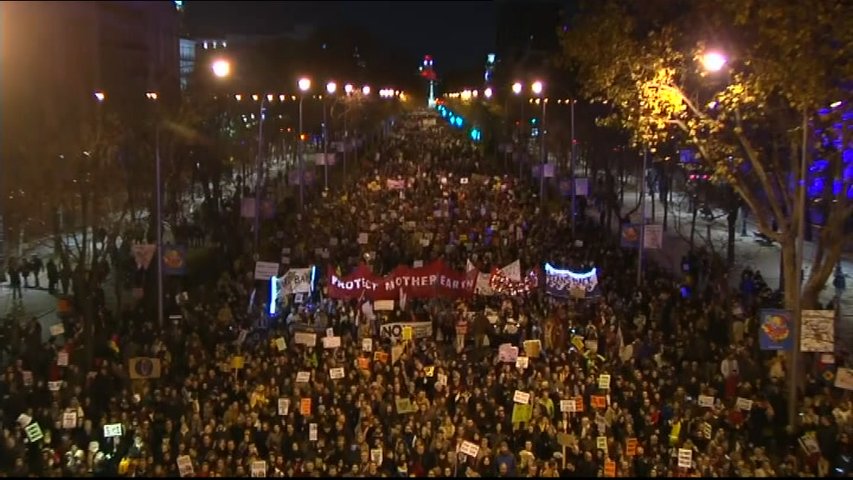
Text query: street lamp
512 82 522 95
700 51 727 72
94 91 106 102
297 77 312 212
484 87 493 99
323 81 338 191
362 85 371 96
211 59 231 78
146 91 163 328
532 81 546 203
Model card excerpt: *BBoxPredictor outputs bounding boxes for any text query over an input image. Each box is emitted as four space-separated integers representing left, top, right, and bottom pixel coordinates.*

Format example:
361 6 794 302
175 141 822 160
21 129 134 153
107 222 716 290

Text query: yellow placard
231 356 245 370
424 366 435 377
402 326 413 341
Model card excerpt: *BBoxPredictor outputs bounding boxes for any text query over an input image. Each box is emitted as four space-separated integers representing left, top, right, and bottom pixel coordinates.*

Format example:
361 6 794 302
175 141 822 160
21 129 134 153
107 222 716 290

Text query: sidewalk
587 183 852 313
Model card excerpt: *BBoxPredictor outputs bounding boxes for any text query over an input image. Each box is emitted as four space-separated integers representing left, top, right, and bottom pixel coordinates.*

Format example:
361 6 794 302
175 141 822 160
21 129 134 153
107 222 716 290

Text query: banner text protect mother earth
327 260 476 300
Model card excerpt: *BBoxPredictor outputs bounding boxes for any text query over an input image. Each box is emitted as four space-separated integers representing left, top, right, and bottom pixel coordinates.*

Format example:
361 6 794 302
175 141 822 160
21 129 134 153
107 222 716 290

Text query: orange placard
300 398 312 416
358 357 370 370
591 395 606 409
575 397 585 412
374 351 389 363
604 460 616 477
626 438 638 457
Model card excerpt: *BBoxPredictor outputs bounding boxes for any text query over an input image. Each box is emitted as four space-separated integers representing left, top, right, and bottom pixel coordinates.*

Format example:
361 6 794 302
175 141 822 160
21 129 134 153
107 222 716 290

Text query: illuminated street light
531 81 544 95
235 94 243 101
362 85 371 95
484 87 493 99
512 82 522 95
211 59 231 78
94 91 106 102
298 77 312 92
344 83 354 95
326 81 337 95
252 94 259 101
701 51 727 72
266 94 274 102
145 92 158 100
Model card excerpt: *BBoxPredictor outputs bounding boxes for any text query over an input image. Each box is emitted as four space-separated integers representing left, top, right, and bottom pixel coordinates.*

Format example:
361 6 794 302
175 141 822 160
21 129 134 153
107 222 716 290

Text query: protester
0 110 849 478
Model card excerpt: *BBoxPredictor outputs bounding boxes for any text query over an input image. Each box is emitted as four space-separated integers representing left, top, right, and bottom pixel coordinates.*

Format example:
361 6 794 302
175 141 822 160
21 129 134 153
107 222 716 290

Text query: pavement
585 180 852 314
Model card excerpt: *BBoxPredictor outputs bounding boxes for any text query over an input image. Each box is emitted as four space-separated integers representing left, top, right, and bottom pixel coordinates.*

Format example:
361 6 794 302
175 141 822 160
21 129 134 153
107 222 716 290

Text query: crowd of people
0 109 850 477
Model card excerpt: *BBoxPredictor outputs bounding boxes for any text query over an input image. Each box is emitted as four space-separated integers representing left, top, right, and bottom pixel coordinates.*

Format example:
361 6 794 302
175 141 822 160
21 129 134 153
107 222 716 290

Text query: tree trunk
727 208 737 266
781 239 799 311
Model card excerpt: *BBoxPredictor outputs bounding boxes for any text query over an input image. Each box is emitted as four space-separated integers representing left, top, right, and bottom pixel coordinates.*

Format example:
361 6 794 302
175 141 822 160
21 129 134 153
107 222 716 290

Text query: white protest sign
17 414 32 427
250 460 267 477
103 423 123 438
49 323 65 336
322 336 342 349
278 398 290 416
362 338 373 352
57 352 69 366
677 448 693 469
736 397 753 411
22 371 33 386
329 367 345 380
296 371 311 383
357 233 369 245
459 440 480 457
370 448 383 466
515 356 529 369
598 374 611 390
309 423 318 441
326 328 334 337
835 367 853 390
294 332 317 347
698 395 715 407
560 399 576 413
513 390 531 404
254 261 280 280
62 411 77 429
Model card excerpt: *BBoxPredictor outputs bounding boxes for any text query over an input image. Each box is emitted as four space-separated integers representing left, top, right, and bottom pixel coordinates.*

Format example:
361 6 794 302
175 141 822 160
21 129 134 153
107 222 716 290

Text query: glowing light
545 263 597 279
531 81 543 95
279 94 285 101
266 94 274 102
94 91 106 102
211 59 231 78
298 78 311 92
252 94 259 101
145 92 158 100
701 51 727 72
235 94 243 101
344 83 354 94
484 87 493 99
830 101 842 109
512 82 522 95
326 81 337 94
362 85 371 95
269 276 279 315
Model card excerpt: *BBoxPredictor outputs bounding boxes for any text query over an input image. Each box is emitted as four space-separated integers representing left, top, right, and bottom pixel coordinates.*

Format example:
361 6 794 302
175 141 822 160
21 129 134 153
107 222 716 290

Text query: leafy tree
559 0 851 309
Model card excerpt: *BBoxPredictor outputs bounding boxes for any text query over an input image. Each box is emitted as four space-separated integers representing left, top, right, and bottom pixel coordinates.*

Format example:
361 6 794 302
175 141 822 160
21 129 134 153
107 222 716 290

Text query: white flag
501 260 522 282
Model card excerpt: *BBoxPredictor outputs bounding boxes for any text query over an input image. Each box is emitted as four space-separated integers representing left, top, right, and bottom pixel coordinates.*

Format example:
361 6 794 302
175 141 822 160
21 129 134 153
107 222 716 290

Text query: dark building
1 1 180 146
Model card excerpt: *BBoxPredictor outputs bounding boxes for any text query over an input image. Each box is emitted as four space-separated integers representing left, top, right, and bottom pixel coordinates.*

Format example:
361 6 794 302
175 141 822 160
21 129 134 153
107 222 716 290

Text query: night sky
184 1 498 71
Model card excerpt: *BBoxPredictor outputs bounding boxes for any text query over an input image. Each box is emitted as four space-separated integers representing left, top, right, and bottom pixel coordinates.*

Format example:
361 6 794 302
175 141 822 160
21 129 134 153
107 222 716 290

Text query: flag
501 260 522 282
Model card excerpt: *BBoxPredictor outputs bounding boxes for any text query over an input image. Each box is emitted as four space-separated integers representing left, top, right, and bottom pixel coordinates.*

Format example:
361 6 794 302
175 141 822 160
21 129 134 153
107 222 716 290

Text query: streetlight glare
326 82 337 94
531 81 544 95
484 87 493 99
362 85 371 95
344 83 354 94
146 92 158 100
94 91 106 102
701 51 727 72
512 82 522 95
298 78 312 92
211 59 231 78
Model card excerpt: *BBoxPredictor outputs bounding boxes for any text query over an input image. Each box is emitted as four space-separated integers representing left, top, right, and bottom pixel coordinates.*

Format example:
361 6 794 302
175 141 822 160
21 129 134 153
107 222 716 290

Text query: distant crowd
0 110 849 478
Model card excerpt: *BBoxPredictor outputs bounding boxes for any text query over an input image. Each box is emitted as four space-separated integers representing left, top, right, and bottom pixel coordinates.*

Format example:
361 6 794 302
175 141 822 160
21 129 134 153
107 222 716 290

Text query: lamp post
324 81 337 191
570 99 577 235
512 82 524 179
254 95 266 253
297 77 311 212
145 91 164 328
343 83 353 177
532 81 546 204
637 148 648 286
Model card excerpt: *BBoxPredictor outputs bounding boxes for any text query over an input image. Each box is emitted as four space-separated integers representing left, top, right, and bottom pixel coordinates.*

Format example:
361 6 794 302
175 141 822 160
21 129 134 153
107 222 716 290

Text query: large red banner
327 260 476 300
